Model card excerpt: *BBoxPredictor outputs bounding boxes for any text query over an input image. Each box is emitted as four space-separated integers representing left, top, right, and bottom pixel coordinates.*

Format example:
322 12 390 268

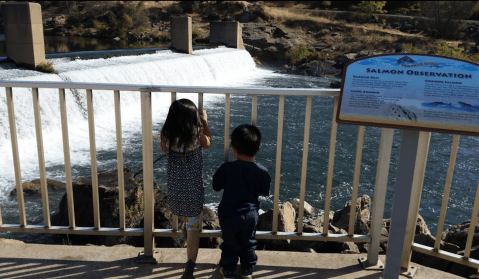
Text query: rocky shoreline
8 168 479 278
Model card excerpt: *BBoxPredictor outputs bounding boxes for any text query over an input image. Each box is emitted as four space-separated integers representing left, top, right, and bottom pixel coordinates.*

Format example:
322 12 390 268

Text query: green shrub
402 43 418 53
351 1 387 18
36 61 58 74
192 30 201 39
285 45 325 66
436 42 467 60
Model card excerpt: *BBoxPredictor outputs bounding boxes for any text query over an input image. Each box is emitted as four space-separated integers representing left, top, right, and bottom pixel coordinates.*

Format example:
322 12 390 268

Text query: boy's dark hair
231 124 261 157
161 99 202 152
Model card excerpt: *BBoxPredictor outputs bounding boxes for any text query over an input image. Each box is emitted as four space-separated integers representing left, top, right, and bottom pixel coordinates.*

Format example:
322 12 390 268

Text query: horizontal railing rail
1 80 478 277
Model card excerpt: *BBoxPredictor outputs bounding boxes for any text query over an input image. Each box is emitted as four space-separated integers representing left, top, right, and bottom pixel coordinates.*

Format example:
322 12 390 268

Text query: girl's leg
185 214 201 262
187 229 200 262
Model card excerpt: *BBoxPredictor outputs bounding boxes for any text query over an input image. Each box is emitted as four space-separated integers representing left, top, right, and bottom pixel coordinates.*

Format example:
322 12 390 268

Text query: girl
160 98 211 279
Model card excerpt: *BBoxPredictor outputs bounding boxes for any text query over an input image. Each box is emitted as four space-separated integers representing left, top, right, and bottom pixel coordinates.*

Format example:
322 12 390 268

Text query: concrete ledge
2 2 45 68
171 16 192 54
0 243 465 279
210 21 245 49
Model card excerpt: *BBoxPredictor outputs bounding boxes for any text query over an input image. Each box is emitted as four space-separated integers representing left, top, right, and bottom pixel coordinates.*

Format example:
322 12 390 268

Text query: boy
213 124 271 279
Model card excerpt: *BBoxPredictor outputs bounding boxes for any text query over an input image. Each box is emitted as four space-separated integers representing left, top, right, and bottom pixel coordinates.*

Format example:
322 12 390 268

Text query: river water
0 47 478 242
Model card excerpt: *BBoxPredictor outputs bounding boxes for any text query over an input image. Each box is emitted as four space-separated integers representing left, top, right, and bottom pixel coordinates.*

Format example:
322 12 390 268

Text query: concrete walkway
0 242 465 279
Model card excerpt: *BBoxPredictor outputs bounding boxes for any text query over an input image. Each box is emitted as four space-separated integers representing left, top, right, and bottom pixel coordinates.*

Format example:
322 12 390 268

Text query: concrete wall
210 21 245 49
170 17 192 54
2 2 45 69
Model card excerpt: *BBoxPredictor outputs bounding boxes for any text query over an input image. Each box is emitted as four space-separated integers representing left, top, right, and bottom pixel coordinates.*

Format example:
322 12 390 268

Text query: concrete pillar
210 21 245 49
2 2 46 69
170 16 192 54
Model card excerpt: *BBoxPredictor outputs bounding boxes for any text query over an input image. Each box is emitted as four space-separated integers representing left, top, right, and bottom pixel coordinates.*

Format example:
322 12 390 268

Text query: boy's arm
212 164 226 192
199 110 211 149
260 173 272 196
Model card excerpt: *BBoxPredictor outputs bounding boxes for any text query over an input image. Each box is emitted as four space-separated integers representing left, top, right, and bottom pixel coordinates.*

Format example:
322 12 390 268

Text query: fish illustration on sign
397 56 415 65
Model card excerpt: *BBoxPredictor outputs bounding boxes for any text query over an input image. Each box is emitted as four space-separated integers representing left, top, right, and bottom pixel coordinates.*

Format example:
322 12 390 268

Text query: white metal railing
1 80 479 277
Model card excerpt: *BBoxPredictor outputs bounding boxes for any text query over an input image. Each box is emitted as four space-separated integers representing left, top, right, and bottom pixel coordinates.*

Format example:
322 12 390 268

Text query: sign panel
337 54 479 135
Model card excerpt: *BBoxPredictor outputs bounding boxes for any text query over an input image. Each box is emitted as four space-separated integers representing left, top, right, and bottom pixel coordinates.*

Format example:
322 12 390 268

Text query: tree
351 1 387 18
421 1 476 39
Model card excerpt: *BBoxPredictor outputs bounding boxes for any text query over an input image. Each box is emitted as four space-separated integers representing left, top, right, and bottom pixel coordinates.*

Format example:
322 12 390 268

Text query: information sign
337 54 479 135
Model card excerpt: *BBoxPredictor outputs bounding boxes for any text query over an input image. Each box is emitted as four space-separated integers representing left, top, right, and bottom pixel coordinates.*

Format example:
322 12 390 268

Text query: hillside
10 2 479 83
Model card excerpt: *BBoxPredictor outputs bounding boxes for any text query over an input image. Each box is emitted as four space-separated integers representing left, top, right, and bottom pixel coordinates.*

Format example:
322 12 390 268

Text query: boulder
287 198 319 218
257 201 296 250
448 245 479 277
50 167 221 249
335 53 357 69
10 178 66 196
304 60 341 77
442 220 479 250
330 80 342 89
411 233 459 271
208 12 221 21
332 195 371 234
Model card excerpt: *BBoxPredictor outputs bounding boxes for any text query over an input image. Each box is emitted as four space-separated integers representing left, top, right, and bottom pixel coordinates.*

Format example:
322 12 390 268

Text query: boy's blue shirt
213 160 271 216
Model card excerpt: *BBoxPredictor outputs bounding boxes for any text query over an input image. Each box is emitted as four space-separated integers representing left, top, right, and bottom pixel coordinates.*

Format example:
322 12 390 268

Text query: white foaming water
0 47 279 203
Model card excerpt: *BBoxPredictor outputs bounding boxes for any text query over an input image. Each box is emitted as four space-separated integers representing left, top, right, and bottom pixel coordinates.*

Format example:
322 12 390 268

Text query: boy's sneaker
220 267 235 279
241 266 254 279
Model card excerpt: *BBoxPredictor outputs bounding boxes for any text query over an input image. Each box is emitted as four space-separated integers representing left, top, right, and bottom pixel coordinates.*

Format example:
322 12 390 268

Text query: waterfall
0 47 278 200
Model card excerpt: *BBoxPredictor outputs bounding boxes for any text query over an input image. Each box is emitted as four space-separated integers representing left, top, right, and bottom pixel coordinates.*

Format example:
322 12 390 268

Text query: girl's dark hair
231 124 261 157
161 99 202 152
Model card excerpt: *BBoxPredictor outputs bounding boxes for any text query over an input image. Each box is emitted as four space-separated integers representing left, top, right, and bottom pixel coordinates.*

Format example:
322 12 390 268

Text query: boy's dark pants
219 209 259 272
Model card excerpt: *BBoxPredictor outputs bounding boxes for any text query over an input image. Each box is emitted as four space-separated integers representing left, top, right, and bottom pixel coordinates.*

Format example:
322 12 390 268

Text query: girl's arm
199 110 211 148
160 136 167 153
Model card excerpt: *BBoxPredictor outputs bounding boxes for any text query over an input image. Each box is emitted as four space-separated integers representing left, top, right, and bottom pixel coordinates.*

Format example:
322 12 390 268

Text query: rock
332 195 371 234
208 12 221 21
411 233 459 271
73 167 136 191
357 49 372 57
442 220 479 250
392 44 403 52
273 27 288 38
10 178 66 196
257 202 296 250
448 245 479 277
335 53 357 69
240 10 253 23
113 37 120 41
379 215 430 252
330 80 342 88
287 198 319 218
304 60 341 77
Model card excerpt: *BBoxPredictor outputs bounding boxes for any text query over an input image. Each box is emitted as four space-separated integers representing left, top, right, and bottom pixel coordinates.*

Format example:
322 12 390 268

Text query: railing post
323 96 339 235
251 94 258 126
434 135 460 250
365 128 394 267
348 125 365 236
6 87 27 227
114 90 126 231
32 87 51 228
139 90 159 263
224 93 231 162
87 89 101 230
297 95 312 234
59 88 76 229
272 95 285 234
